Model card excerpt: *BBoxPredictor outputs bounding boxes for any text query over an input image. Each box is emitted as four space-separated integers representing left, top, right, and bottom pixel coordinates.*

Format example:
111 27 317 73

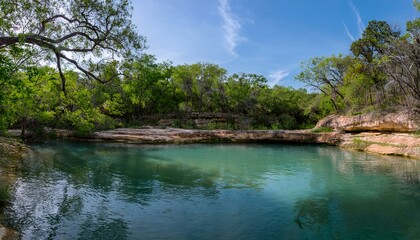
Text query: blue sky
132 0 417 88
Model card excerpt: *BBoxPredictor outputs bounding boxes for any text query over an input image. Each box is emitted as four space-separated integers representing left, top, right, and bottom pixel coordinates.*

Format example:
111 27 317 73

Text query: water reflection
293 148 420 239
2 141 420 239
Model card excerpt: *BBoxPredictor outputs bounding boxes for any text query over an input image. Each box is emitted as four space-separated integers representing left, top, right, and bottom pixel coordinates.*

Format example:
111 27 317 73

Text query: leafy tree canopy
350 20 400 62
0 0 146 92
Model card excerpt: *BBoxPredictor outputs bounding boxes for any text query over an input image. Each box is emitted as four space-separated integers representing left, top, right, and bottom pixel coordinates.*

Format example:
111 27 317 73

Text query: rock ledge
90 128 341 145
87 128 420 159
315 111 419 133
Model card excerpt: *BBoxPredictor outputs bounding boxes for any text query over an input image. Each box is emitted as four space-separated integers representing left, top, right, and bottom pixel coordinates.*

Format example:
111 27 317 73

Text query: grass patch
413 129 420 137
351 137 403 150
352 138 371 150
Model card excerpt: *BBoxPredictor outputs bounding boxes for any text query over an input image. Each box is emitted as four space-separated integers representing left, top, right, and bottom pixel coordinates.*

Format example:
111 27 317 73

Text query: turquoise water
1 141 420 239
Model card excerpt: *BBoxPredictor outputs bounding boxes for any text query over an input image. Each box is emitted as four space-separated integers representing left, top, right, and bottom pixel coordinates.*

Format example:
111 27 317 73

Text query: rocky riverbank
338 132 420 159
0 137 26 206
312 111 420 159
315 111 419 133
1 112 419 239
0 137 25 240
89 128 342 144
82 127 420 159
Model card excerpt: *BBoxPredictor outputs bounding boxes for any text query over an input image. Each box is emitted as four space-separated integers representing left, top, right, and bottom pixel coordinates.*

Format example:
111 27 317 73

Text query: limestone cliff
89 127 420 159
91 128 341 145
315 111 419 133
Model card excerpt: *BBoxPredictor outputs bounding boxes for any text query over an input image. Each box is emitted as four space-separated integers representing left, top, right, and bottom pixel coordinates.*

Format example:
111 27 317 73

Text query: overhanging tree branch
0 0 146 92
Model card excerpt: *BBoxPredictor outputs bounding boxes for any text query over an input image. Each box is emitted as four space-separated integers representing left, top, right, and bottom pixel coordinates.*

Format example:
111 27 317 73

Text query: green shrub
203 121 235 130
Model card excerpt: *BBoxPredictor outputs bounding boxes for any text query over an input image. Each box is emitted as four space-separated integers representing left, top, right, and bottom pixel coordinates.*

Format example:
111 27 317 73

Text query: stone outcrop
338 132 420 159
90 128 342 145
315 111 420 133
88 128 420 159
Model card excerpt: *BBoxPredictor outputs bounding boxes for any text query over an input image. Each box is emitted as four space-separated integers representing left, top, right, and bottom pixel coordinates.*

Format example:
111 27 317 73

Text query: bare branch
55 53 67 95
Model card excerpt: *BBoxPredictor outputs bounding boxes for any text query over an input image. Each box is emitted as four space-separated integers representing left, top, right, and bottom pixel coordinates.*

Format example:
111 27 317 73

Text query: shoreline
0 137 26 239
1 128 419 237
6 128 420 159
80 128 420 159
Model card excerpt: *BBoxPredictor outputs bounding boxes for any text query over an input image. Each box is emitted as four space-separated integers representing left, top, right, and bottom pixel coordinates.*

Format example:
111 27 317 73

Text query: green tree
0 0 145 92
225 73 267 114
351 21 400 62
122 55 176 119
382 34 420 107
350 20 400 104
296 55 353 112
172 63 227 113
407 0 420 35
340 59 377 113
255 86 316 129
0 54 19 133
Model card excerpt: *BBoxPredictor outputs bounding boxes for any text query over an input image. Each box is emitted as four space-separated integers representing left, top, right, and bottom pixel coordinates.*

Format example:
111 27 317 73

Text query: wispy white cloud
218 0 243 58
268 69 290 87
349 0 365 35
342 22 355 41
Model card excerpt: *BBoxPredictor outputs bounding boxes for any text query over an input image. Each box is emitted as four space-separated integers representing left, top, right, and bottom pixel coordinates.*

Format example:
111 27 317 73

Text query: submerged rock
0 225 19 240
315 111 419 133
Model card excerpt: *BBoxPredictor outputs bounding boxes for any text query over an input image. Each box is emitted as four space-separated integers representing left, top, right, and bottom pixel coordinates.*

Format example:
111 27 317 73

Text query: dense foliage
0 53 318 136
297 1 420 116
0 0 419 138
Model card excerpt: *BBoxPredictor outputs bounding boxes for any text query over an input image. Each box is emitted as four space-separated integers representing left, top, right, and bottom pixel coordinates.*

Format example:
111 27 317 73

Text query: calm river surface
1 141 420 239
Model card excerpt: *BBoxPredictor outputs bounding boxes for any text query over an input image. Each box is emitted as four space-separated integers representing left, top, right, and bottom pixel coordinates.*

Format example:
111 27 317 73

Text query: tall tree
296 55 353 112
225 73 267 114
382 1 420 107
172 63 227 113
351 20 400 62
407 0 420 36
0 0 145 92
350 21 400 106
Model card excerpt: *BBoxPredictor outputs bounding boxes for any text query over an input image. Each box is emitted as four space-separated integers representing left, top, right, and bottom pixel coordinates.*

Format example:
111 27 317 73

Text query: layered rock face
338 132 420 159
92 128 341 145
313 111 420 158
315 111 420 133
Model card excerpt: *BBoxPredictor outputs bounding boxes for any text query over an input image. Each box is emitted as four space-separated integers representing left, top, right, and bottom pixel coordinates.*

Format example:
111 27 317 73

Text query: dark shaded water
1 141 420 239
